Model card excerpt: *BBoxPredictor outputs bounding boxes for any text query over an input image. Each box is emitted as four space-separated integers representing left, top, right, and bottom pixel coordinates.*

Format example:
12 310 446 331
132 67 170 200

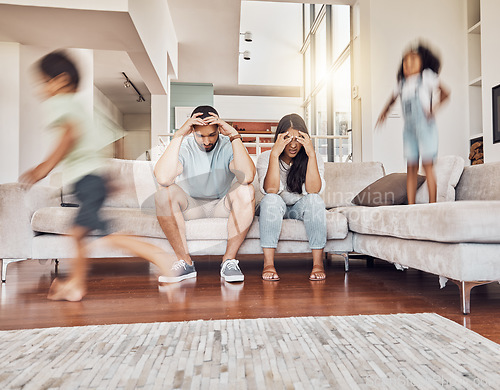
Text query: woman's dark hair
397 43 441 82
38 51 80 88
274 113 310 194
191 105 219 120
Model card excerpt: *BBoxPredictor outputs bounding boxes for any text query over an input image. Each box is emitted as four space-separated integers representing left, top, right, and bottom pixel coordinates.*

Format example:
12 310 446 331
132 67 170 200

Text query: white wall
238 1 302 87
123 114 151 160
214 95 302 122
19 46 53 175
94 87 123 128
480 0 500 162
356 0 468 173
0 43 20 183
151 94 169 160
128 0 177 93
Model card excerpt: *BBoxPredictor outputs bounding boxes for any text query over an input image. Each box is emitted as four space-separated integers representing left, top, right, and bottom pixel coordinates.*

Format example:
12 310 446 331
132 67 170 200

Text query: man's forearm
231 140 255 184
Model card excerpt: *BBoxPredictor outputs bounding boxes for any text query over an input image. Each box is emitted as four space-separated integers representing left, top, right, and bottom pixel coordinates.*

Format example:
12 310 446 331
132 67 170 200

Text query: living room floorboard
1 255 499 344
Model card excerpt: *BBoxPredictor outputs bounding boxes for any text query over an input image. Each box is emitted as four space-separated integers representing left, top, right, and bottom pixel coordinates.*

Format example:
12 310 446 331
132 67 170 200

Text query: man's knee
155 184 186 215
229 183 255 205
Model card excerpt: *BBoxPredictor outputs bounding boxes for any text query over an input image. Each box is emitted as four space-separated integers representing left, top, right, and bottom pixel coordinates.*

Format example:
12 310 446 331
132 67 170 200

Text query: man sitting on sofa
154 105 256 283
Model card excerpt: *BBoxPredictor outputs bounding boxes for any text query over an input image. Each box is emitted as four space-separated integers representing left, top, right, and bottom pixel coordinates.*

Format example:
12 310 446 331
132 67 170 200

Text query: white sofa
1 157 499 313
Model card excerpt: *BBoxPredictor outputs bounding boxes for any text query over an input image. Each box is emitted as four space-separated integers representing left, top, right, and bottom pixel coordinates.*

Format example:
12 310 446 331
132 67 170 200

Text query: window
302 4 352 162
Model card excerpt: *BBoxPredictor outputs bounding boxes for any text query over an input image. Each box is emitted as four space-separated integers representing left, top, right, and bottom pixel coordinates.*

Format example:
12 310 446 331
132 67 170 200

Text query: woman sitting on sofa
256 114 327 281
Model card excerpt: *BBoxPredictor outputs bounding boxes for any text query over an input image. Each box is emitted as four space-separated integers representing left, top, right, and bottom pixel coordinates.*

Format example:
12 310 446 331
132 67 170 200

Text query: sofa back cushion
455 161 500 201
415 155 464 203
104 159 158 209
321 162 385 208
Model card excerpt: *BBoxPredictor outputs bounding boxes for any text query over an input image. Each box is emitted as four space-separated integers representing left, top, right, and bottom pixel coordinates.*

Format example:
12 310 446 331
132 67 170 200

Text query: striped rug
0 313 499 389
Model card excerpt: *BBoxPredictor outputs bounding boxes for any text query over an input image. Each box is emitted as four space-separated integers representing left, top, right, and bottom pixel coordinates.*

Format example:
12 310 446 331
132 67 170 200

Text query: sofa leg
332 252 349 272
52 259 59 274
449 279 492 315
1 259 27 282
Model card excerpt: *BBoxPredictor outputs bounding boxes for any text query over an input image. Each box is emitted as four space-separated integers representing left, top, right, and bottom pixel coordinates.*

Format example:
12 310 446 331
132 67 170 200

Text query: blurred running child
376 42 450 203
20 51 173 301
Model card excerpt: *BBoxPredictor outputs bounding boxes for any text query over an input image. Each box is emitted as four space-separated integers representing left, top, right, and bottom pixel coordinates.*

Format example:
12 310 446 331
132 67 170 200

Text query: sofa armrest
0 183 59 259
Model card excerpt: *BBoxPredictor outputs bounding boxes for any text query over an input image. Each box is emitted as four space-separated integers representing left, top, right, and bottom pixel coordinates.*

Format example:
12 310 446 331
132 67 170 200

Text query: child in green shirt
20 51 173 301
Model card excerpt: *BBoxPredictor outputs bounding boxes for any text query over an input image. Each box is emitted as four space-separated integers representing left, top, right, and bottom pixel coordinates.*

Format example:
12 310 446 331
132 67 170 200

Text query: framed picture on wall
493 84 500 144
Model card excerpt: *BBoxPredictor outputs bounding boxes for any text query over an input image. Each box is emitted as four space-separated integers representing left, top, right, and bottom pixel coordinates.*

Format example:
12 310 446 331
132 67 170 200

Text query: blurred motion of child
19 51 173 301
376 42 450 204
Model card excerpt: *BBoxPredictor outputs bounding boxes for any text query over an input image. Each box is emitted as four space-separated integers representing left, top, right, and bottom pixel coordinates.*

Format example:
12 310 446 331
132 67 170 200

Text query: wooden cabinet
230 121 277 155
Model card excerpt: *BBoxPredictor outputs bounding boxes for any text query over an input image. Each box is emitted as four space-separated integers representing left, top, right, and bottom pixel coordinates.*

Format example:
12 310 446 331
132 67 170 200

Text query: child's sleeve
423 69 440 93
43 98 83 140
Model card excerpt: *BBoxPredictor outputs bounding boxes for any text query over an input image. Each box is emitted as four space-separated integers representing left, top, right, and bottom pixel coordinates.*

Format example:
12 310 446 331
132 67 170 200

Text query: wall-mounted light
122 72 145 103
239 50 251 60
240 31 253 42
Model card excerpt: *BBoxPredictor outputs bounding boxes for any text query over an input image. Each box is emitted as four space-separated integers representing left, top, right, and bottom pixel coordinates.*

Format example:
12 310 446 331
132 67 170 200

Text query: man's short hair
191 105 219 120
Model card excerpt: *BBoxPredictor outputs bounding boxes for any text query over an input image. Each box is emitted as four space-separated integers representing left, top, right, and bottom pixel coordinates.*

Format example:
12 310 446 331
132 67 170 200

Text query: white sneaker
158 260 197 283
220 259 244 282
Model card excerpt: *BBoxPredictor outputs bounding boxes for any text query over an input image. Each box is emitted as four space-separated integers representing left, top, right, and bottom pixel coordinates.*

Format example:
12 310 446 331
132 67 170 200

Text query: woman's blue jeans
258 193 327 250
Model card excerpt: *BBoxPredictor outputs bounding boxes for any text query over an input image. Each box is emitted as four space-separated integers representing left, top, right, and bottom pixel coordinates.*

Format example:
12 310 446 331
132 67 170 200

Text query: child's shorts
73 174 109 234
403 122 438 164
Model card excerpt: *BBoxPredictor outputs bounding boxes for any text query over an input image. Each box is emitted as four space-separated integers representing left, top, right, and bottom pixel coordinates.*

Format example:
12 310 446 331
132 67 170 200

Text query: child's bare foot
47 278 86 301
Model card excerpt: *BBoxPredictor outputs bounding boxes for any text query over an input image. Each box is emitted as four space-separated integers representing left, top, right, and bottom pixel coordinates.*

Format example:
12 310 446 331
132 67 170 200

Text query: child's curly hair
38 51 80 88
397 43 441 82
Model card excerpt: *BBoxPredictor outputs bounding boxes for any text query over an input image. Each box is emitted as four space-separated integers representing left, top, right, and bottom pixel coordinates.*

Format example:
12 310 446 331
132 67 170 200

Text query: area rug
0 313 499 389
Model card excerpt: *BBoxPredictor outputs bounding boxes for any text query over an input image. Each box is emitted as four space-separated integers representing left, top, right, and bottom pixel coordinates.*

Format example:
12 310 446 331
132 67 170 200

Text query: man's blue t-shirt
176 135 235 199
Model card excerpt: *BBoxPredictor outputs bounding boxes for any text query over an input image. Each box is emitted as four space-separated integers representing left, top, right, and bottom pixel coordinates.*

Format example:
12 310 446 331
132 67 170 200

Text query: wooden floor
1 255 499 344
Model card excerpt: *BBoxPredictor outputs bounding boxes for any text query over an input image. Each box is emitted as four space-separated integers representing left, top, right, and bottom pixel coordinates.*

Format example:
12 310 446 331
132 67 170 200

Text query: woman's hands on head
270 131 292 158
296 131 315 157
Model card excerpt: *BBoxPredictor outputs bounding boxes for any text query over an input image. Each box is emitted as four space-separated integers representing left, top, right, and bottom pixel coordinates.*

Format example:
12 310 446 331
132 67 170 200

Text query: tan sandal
309 267 326 281
262 265 280 281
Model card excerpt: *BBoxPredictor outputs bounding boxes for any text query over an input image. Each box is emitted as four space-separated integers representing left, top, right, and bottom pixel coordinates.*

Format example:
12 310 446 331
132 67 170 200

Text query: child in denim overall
377 43 450 203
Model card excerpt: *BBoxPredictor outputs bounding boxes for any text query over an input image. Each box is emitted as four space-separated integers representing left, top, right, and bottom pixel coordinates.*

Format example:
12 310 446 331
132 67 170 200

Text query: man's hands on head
176 112 207 139
205 112 238 137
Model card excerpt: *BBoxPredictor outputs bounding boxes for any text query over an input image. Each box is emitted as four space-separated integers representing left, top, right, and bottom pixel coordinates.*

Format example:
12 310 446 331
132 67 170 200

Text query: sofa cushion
352 173 426 206
455 161 500 201
341 201 500 243
31 207 348 241
104 159 158 209
321 162 385 208
416 155 464 203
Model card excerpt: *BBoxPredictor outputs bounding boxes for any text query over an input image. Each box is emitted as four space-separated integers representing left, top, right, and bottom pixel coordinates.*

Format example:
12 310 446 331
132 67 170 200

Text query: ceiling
0 3 152 114
167 0 241 95
94 50 151 115
167 0 354 97
0 1 355 115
